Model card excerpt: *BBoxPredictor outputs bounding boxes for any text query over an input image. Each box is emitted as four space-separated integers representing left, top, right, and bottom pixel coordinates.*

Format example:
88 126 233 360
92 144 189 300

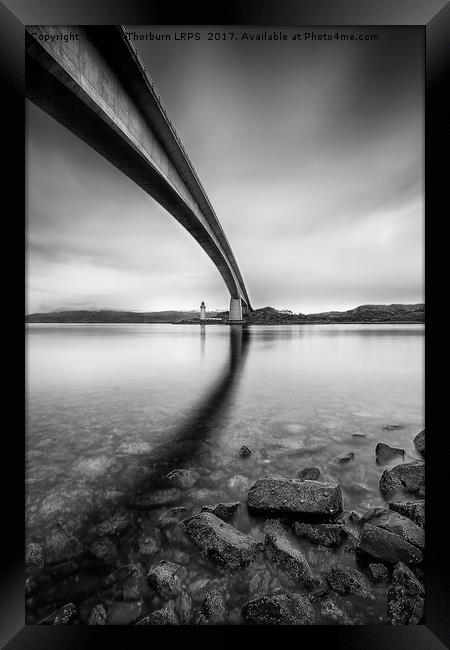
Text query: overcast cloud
26 27 424 314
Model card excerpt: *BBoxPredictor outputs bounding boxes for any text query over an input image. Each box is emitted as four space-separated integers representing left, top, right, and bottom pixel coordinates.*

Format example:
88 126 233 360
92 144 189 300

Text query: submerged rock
92 511 132 537
297 467 321 481
293 522 347 548
320 598 352 624
388 501 425 529
107 600 143 624
137 608 178 625
242 593 315 625
26 543 44 569
379 461 425 499
194 590 227 624
375 443 405 464
201 502 241 522
325 564 373 599
248 570 272 596
147 561 185 600
131 489 181 508
137 530 161 558
359 508 424 550
264 521 315 588
247 476 343 517
368 563 388 583
180 512 259 572
239 445 253 458
159 507 188 529
333 453 355 464
87 604 107 625
39 603 77 625
44 522 83 565
227 475 251 493
383 425 405 431
388 562 425 624
165 469 199 490
89 538 120 566
413 429 425 455
357 524 423 565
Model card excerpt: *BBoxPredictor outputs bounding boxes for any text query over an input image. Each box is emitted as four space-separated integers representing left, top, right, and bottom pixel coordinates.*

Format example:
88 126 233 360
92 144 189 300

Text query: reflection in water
25 323 424 625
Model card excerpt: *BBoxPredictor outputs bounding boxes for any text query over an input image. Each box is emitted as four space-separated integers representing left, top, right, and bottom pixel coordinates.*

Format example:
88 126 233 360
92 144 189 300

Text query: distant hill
246 304 424 324
25 310 203 323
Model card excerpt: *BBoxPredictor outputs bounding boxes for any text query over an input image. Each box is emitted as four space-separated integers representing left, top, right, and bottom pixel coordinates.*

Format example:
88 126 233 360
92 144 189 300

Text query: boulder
147 561 185 600
87 604 107 625
379 461 425 499
388 501 425 529
368 563 388 583
26 543 44 569
247 477 343 517
180 512 259 572
165 469 199 489
325 564 373 599
137 608 178 625
357 524 423 565
359 509 424 550
320 599 352 624
388 562 425 624
375 443 405 464
297 467 321 480
239 445 253 458
194 590 227 624
293 522 347 548
413 429 425 455
201 502 241 522
264 521 315 588
241 593 315 625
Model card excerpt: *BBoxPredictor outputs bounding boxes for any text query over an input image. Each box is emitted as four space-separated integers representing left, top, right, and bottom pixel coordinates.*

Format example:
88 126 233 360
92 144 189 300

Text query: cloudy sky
26 27 424 314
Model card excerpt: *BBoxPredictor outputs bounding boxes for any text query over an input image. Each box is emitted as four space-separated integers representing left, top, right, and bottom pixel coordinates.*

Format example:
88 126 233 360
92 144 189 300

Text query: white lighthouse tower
200 301 206 321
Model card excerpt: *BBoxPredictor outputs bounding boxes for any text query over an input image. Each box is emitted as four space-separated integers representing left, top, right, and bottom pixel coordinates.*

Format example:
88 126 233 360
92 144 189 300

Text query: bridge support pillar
229 298 243 323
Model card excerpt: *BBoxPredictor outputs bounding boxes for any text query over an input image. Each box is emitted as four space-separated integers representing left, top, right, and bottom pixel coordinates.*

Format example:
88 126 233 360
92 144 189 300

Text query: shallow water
25 323 424 624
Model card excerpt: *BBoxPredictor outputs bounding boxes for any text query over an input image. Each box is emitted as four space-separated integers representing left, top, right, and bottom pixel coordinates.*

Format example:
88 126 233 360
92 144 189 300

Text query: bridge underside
26 26 251 314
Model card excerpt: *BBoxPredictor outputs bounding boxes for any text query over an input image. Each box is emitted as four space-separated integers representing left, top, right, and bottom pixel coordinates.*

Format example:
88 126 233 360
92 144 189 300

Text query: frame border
3 0 449 647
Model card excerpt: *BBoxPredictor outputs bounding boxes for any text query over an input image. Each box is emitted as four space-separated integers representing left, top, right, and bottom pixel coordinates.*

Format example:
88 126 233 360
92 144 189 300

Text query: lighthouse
200 301 206 321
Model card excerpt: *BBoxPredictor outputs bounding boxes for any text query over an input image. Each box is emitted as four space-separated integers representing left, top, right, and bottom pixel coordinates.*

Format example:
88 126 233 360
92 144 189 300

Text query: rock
293 522 347 548
352 434 366 438
297 467 321 481
388 501 425 529
137 608 178 625
131 489 181 508
137 530 162 558
159 507 188 529
413 429 425 454
368 563 388 583
344 533 359 554
264 520 314 588
239 445 253 458
326 564 373 598
227 474 251 492
106 600 143 624
247 477 343 517
26 543 44 569
89 538 120 565
87 604 107 625
359 508 424 550
165 469 199 489
201 502 241 522
39 603 77 625
357 524 423 565
379 461 425 499
44 523 83 565
147 561 185 600
383 425 405 431
181 512 259 572
249 570 272 596
92 512 132 537
242 593 315 625
194 590 227 624
333 452 355 464
375 443 405 464
320 599 352 624
388 562 425 624
190 577 227 603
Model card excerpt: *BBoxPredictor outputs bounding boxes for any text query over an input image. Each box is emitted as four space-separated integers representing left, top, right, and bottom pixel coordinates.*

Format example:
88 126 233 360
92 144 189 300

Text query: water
26 323 424 624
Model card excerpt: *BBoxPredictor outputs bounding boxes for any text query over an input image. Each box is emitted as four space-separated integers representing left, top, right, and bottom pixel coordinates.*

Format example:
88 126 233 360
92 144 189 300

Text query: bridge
26 25 252 321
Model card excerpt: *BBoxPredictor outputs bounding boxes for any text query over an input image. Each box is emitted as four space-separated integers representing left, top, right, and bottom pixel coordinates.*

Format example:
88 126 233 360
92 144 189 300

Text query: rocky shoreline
25 429 425 626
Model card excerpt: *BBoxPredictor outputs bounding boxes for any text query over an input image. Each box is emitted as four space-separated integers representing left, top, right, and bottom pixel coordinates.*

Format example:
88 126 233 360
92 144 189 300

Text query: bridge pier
228 298 243 323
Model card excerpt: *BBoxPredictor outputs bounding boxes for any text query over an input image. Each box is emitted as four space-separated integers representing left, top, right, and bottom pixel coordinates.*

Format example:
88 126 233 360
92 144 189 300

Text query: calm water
26 323 424 624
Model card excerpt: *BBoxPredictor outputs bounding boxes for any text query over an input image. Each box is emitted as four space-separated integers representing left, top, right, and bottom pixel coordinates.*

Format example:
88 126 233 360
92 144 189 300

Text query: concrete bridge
26 25 251 321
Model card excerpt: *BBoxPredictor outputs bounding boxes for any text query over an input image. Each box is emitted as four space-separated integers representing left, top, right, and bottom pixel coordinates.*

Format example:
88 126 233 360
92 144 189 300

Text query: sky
26 27 424 314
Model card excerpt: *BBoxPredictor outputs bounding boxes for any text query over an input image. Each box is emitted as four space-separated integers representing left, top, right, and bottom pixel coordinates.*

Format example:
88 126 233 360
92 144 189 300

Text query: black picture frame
3 0 448 648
